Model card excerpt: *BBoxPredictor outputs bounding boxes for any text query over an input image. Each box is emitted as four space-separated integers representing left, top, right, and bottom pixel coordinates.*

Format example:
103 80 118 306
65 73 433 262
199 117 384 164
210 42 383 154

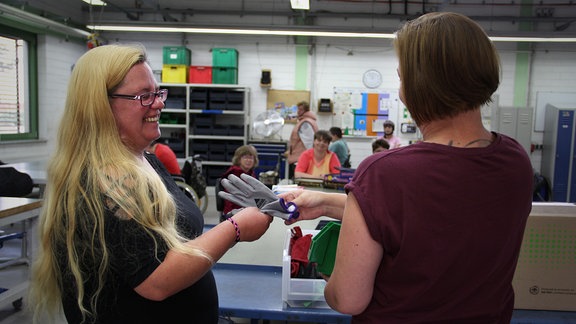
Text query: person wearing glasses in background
219 144 259 220
30 44 272 324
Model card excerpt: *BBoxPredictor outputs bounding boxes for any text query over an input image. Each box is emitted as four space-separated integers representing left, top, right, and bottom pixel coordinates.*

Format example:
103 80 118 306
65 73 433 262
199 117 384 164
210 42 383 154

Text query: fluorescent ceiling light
82 0 107 5
89 25 396 38
88 25 576 42
290 0 310 10
488 36 576 43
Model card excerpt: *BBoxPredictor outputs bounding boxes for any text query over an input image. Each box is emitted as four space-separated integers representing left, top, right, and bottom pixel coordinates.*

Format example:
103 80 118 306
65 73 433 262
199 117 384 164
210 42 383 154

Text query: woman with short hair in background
294 130 341 179
219 144 259 219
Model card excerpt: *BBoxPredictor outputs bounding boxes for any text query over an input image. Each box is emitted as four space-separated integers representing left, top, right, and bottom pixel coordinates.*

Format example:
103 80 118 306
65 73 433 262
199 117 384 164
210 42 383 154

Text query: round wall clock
362 69 382 89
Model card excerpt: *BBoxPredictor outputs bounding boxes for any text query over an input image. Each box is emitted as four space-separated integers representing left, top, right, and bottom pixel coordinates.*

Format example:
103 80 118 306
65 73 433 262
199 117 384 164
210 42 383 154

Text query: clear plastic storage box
281 229 329 308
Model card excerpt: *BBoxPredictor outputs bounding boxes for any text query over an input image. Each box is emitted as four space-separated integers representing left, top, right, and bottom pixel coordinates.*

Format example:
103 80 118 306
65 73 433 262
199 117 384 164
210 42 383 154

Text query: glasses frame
109 89 168 107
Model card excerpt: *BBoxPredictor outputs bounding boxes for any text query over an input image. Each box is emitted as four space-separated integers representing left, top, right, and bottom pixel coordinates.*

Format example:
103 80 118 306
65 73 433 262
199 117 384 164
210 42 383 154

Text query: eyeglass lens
141 89 168 106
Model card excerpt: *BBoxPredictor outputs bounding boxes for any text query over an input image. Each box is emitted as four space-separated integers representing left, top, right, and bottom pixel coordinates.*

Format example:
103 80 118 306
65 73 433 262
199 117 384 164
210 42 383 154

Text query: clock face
363 69 382 89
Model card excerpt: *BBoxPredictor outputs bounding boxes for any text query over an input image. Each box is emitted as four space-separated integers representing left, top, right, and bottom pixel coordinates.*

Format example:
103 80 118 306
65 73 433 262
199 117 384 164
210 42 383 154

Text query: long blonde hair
30 44 209 323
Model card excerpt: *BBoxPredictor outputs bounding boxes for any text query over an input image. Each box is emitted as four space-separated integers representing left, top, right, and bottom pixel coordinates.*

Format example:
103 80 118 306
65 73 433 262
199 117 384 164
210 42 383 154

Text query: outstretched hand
278 189 328 225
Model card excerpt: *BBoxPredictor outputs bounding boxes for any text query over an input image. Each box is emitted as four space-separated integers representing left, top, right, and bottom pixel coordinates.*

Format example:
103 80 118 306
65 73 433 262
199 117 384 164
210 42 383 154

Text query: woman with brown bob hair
395 12 500 126
276 12 533 323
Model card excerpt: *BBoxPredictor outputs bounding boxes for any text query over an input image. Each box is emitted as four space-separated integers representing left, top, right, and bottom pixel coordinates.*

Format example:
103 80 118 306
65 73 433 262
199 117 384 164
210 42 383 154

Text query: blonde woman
30 44 272 324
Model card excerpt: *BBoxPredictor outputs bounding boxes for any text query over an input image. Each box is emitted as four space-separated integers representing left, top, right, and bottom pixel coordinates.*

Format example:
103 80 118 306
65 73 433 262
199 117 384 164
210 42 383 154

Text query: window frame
0 24 39 141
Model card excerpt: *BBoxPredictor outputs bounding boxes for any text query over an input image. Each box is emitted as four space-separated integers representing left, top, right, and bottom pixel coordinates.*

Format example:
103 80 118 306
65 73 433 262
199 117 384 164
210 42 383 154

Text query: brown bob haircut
394 12 500 126
231 144 259 167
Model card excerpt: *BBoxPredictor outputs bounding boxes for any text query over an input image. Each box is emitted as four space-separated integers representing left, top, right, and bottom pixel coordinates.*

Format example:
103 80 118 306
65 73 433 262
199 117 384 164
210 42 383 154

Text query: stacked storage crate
212 48 238 84
162 46 191 83
189 65 212 84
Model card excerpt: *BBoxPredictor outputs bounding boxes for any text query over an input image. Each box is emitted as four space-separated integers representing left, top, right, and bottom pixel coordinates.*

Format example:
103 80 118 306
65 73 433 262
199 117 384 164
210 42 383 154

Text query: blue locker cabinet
541 104 576 202
249 142 287 180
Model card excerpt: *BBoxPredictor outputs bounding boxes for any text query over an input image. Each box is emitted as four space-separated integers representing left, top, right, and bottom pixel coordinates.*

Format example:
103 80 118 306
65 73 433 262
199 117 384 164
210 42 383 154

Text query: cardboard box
512 202 576 311
282 229 329 308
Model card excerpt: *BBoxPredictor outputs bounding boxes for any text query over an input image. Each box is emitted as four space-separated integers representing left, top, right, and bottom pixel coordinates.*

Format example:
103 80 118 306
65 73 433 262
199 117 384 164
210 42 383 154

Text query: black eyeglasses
109 89 168 107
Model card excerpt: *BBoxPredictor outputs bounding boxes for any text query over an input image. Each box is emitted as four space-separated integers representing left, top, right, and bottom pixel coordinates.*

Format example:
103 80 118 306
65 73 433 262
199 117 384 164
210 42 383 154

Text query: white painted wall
2 32 576 173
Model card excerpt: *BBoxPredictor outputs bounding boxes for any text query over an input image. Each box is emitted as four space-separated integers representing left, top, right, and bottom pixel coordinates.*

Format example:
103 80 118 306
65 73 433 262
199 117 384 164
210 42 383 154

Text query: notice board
332 87 402 136
266 89 311 123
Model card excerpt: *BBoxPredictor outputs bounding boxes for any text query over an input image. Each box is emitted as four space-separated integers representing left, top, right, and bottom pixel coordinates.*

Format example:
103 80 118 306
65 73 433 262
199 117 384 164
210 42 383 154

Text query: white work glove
218 174 299 220
219 174 278 209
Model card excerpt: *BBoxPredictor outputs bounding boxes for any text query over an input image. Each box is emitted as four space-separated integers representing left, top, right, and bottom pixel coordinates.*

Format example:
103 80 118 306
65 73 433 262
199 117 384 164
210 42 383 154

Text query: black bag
181 157 207 199
343 155 351 168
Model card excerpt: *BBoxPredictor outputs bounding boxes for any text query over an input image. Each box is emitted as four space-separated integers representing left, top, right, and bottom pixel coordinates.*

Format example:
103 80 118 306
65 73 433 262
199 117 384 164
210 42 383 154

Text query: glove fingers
221 177 251 198
226 174 254 196
240 173 279 201
218 191 256 207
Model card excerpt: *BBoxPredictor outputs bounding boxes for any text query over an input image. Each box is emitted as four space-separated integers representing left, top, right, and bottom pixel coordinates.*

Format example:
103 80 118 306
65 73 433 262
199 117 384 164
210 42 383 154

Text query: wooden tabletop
0 197 43 219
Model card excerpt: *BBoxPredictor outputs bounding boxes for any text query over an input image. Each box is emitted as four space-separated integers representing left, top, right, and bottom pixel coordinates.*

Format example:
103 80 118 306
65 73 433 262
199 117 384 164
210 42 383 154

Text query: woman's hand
279 190 329 225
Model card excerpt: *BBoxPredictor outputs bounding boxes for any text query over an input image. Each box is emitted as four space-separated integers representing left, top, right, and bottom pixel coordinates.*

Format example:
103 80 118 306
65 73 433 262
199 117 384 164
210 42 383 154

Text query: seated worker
146 140 182 176
220 145 259 220
329 127 350 167
372 138 390 153
295 130 341 179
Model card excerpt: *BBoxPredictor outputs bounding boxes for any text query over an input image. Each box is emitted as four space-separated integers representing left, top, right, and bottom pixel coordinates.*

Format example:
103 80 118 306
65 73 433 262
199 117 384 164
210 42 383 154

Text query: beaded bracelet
228 217 241 243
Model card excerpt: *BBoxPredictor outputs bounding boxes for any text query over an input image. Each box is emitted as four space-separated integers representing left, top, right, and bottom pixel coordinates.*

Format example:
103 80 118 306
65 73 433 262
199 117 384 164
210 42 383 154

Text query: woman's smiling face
109 62 164 154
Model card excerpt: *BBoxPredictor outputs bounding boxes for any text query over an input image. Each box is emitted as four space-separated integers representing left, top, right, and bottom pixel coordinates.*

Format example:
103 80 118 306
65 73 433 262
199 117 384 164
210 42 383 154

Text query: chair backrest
215 178 225 212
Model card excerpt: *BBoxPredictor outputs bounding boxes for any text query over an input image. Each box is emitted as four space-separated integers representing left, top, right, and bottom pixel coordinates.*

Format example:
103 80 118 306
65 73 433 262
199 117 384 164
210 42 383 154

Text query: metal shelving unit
158 83 250 186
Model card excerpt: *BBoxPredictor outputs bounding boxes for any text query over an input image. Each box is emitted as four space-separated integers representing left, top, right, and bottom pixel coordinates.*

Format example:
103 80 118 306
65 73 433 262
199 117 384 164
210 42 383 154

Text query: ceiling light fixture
89 25 396 39
81 0 107 5
290 0 310 10
87 25 576 42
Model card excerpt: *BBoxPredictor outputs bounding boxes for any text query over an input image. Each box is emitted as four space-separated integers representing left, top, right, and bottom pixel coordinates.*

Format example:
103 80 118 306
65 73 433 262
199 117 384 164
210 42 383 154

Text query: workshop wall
2 31 576 174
